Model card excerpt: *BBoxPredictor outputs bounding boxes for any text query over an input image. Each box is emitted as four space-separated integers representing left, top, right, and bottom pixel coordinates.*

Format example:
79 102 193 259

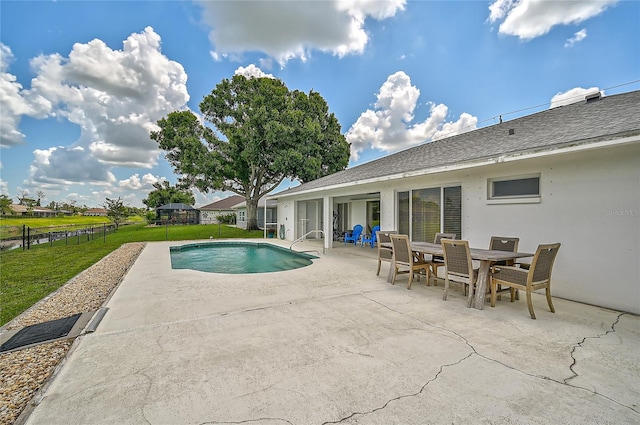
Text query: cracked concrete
22 240 639 424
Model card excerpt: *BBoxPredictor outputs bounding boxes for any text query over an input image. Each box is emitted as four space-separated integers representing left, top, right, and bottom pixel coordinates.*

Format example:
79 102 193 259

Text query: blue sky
1 0 638 208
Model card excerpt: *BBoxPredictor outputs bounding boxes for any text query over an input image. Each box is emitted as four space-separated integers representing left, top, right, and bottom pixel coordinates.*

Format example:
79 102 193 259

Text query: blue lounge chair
361 225 380 248
344 224 363 245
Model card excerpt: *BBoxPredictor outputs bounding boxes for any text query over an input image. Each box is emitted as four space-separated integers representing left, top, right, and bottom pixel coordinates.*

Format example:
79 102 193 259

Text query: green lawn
0 223 263 326
0 216 116 227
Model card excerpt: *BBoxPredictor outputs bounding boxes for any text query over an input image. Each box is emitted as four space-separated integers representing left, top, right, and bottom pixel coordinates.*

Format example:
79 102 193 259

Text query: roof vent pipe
585 92 602 103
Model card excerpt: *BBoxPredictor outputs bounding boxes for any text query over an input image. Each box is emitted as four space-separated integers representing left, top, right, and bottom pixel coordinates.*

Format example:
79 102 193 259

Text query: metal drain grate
1 313 83 353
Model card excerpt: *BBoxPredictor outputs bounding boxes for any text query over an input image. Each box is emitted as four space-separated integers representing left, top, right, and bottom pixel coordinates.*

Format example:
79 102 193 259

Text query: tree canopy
103 197 128 229
151 75 350 230
142 181 195 209
0 195 12 215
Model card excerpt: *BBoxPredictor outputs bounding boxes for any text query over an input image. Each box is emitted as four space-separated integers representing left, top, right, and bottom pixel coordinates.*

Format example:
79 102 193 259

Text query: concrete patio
23 240 639 424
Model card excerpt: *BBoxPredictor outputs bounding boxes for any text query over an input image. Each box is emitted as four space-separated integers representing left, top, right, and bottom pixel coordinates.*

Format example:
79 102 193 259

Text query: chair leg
407 271 413 290
443 276 450 300
526 290 536 319
376 260 381 276
391 266 398 285
490 281 497 307
431 265 439 286
546 287 555 313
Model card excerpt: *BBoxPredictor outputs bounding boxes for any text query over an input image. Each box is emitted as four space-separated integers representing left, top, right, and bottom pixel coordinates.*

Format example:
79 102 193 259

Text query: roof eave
271 133 640 200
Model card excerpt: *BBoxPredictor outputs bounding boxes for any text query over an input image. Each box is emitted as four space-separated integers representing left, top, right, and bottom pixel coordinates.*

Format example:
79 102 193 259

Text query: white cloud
550 86 602 108
198 0 406 66
118 173 160 190
0 43 48 147
488 0 617 39
9 27 189 189
565 28 588 47
0 160 8 195
28 146 116 186
346 71 477 161
234 64 275 79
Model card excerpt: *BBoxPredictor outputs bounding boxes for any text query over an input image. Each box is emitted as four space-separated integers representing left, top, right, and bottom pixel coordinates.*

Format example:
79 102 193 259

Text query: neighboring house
7 204 56 217
83 208 108 216
198 195 244 224
155 203 199 224
270 90 640 314
233 198 278 230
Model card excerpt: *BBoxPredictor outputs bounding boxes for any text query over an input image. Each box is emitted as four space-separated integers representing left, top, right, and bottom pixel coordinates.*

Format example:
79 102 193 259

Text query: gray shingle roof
275 90 640 197
199 195 245 210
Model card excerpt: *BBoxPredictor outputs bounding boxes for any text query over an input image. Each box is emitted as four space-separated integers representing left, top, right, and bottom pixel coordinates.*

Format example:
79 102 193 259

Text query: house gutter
272 134 640 200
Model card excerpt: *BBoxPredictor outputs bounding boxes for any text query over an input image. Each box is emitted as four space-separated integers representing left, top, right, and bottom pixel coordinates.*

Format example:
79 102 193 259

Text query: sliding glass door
397 185 462 242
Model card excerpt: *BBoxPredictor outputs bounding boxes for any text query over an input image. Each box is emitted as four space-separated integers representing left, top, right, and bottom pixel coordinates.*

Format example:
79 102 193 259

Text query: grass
0 223 264 326
0 216 144 240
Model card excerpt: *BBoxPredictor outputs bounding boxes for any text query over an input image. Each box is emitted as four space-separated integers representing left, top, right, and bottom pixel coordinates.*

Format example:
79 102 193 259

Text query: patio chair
441 239 477 301
362 225 381 248
375 230 397 276
390 234 431 289
489 236 520 301
344 224 363 245
490 243 561 319
428 232 457 285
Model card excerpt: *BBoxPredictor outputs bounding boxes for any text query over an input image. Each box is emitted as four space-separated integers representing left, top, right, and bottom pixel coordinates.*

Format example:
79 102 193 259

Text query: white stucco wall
276 201 294 240
350 200 367 230
199 210 221 225
461 144 639 314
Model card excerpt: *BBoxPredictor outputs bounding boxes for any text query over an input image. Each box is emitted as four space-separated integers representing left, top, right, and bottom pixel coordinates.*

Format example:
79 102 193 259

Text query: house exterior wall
274 142 639 314
199 210 235 224
277 201 294 240
349 200 367 231
461 143 639 314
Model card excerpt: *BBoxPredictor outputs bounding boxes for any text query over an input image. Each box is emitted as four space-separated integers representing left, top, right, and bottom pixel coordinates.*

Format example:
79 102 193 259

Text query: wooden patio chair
489 236 520 301
390 234 430 289
441 239 477 301
375 230 397 276
428 232 457 285
490 243 561 319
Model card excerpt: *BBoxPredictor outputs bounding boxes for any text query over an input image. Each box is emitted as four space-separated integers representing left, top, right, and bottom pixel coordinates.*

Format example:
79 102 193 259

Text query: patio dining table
383 241 533 310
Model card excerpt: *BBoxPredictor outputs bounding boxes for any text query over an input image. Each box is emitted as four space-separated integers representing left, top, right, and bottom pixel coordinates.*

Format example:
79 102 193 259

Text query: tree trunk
245 197 260 231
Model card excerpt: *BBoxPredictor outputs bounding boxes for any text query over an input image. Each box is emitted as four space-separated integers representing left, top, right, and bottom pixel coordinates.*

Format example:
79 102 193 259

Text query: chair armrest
493 265 526 274
492 265 528 285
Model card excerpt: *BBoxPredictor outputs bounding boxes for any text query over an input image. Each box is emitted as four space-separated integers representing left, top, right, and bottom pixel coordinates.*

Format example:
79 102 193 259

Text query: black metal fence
0 223 117 250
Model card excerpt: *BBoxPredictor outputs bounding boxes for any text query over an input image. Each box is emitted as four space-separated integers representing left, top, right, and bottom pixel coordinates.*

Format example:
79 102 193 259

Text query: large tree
142 181 195 209
151 75 350 230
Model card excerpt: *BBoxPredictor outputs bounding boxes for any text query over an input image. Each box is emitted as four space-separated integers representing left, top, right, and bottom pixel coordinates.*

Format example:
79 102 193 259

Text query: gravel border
0 242 146 425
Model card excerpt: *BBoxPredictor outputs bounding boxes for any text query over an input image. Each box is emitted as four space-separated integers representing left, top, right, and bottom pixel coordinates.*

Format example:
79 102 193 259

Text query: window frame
397 184 462 242
487 174 541 204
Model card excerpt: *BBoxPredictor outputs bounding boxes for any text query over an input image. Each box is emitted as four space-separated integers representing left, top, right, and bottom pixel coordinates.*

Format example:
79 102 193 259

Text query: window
397 186 462 242
443 186 462 238
412 188 441 243
488 175 540 200
398 191 409 235
238 210 246 222
366 200 380 231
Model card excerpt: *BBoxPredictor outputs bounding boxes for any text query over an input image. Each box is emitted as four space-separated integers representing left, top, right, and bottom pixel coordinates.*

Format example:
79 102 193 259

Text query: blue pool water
169 242 316 274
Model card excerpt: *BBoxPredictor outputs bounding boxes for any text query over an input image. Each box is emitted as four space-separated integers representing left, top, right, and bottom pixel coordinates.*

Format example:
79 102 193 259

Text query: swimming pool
169 241 317 274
